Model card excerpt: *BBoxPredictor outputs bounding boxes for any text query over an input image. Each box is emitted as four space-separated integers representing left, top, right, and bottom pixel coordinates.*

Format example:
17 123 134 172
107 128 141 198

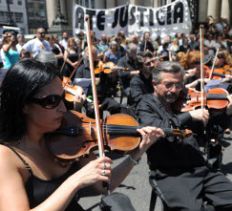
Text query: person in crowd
117 43 143 98
75 31 87 52
188 33 199 51
214 34 228 50
204 33 217 53
168 38 179 61
22 27 51 58
35 51 86 113
128 53 154 110
115 35 126 57
34 50 58 67
16 33 26 54
139 31 155 53
136 61 232 210
62 37 81 78
96 33 109 59
178 36 189 53
48 35 64 70
117 31 127 49
0 31 20 69
74 46 96 80
129 34 140 45
59 31 69 49
0 59 164 211
74 46 122 116
157 37 170 61
103 40 122 64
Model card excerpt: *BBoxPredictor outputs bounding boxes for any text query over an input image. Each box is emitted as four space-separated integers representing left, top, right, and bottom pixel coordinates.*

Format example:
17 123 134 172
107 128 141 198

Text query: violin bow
199 25 205 110
62 57 84 88
208 48 219 80
144 40 147 52
169 49 173 62
85 15 105 158
68 57 83 83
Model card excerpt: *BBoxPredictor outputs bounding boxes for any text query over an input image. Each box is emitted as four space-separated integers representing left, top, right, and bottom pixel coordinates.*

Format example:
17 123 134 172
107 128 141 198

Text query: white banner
73 0 192 38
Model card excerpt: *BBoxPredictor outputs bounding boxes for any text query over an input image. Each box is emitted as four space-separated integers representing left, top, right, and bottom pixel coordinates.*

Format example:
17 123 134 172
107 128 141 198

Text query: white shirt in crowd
59 39 68 49
22 38 51 58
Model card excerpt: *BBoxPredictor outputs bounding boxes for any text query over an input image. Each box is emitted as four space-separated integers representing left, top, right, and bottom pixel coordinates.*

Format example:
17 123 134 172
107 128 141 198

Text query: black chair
149 173 168 211
149 174 215 211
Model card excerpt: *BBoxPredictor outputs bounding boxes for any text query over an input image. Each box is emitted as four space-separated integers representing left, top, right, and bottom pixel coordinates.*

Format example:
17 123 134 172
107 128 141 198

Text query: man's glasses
30 92 65 109
161 82 183 90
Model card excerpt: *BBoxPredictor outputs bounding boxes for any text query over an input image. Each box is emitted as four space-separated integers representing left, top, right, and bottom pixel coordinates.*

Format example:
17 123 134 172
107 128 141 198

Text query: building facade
26 0 48 34
46 0 231 35
0 0 28 33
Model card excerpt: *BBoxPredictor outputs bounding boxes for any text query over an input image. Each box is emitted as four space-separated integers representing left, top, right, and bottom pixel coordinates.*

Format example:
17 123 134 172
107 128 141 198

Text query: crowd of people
1 16 232 210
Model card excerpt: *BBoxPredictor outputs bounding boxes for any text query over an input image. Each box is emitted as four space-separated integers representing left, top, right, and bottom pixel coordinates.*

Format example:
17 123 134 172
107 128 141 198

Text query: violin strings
60 124 179 135
61 124 142 133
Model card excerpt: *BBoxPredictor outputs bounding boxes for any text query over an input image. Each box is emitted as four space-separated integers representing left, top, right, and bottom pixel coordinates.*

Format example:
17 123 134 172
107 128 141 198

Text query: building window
0 11 13 22
75 0 94 8
7 0 13 4
14 12 23 23
91 0 95 8
18 0 22 5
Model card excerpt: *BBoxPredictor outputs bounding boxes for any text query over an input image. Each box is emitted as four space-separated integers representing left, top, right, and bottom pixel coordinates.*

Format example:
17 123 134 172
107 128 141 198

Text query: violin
182 87 230 112
63 84 85 103
46 110 192 161
95 61 127 75
210 67 232 80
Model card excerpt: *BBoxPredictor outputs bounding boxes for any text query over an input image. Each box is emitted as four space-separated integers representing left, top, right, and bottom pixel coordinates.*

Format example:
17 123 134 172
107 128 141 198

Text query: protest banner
73 0 192 38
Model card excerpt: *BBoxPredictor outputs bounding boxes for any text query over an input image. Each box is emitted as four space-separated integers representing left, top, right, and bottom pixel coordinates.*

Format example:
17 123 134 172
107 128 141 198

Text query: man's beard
165 92 179 103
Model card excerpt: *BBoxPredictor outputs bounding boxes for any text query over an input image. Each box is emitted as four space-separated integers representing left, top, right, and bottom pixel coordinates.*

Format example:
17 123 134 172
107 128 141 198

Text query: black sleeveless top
8 146 85 211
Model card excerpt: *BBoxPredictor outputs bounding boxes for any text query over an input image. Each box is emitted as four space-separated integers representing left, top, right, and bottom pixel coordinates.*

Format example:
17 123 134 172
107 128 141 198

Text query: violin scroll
164 128 192 138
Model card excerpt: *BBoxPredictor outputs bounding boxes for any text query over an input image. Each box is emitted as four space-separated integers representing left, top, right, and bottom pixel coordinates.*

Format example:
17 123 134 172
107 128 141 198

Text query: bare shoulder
0 144 20 172
0 145 30 210
0 144 14 157
0 144 25 184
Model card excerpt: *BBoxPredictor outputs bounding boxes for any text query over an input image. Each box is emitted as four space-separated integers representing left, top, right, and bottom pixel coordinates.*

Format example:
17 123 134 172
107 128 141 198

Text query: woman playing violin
0 59 164 211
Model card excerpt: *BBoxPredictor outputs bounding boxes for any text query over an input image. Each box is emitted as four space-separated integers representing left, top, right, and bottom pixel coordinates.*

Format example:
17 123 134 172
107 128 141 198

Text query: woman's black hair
0 59 59 141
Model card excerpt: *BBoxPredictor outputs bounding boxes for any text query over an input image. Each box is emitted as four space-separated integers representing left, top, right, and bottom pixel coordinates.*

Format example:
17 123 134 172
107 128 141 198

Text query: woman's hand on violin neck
74 86 86 103
137 126 165 152
70 157 112 190
185 67 198 78
185 78 209 89
223 74 232 82
189 108 209 126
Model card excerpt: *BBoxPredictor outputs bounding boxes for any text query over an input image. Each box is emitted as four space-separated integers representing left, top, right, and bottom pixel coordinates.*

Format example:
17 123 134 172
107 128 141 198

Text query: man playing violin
128 51 155 109
117 43 143 99
137 61 232 210
74 46 124 116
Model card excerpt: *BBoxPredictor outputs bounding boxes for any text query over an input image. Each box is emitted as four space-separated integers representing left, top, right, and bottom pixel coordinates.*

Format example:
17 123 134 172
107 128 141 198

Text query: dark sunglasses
30 92 65 109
